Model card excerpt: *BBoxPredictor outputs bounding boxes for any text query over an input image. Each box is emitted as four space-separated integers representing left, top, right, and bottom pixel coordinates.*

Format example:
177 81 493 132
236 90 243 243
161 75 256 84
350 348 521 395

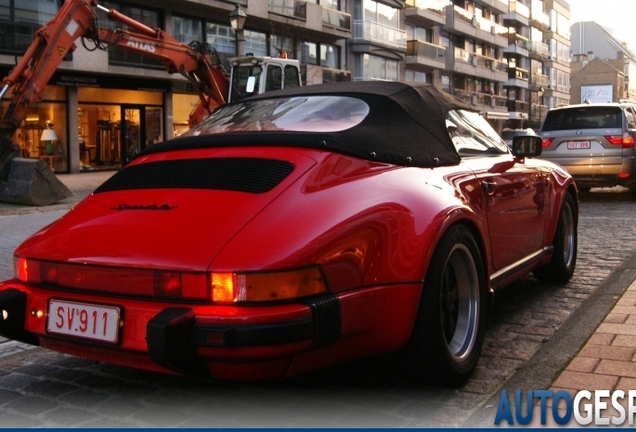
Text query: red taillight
542 138 554 148
605 133 634 148
13 258 209 300
14 257 28 282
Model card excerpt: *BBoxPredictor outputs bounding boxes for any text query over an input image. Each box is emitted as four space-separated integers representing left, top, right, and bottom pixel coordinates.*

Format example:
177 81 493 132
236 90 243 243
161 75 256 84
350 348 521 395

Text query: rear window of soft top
542 106 623 131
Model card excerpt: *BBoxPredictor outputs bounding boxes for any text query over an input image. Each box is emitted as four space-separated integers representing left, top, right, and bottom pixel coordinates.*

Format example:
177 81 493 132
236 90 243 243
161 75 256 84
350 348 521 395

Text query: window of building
550 10 570 39
206 22 235 55
173 15 204 44
0 0 60 53
405 70 431 83
363 0 399 27
320 0 341 9
100 1 163 69
301 41 340 69
271 34 295 58
77 88 163 169
359 53 398 81
406 24 432 43
244 30 268 56
2 85 68 172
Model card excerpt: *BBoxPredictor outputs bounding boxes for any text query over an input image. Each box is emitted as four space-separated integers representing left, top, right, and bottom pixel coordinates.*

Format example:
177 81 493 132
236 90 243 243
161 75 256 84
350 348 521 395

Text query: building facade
1 0 571 174
570 56 626 104
570 21 636 103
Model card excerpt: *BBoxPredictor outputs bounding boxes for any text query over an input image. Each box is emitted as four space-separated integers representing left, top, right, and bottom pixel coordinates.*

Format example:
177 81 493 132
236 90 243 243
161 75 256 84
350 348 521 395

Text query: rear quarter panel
208 152 490 294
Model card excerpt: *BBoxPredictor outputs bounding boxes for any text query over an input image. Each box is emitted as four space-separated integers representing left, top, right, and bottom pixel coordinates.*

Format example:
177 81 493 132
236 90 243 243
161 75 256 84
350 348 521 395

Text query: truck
0 0 301 205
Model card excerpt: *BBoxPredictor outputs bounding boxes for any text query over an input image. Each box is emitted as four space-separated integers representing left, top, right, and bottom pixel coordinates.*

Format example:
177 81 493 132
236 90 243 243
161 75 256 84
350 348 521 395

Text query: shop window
2 88 68 172
173 93 200 137
78 87 163 170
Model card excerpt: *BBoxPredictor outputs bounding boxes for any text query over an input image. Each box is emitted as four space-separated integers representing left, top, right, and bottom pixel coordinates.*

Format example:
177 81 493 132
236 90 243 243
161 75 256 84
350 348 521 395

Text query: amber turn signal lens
211 267 327 303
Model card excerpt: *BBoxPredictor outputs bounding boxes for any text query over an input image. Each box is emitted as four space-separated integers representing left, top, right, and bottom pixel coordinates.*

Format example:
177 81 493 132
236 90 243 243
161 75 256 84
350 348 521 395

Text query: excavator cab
228 56 301 103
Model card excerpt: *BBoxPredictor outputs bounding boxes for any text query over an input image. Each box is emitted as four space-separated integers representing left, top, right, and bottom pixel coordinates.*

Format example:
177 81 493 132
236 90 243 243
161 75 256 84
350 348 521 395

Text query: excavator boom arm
1 0 228 137
1 0 98 135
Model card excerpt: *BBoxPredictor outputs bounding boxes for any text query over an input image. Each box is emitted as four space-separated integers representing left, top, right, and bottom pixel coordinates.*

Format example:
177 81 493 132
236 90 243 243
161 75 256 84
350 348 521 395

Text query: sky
568 0 636 51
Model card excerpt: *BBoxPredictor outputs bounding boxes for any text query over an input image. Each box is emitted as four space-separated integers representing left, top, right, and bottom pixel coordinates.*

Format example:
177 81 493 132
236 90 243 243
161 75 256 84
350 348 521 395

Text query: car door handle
481 181 497 195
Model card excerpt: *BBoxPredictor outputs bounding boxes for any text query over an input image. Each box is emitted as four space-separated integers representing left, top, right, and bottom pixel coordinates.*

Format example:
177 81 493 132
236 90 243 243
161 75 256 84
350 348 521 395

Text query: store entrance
121 105 145 166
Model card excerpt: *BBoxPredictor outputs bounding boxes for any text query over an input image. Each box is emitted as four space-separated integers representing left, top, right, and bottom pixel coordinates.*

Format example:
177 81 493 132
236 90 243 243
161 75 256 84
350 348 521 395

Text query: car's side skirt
489 246 553 288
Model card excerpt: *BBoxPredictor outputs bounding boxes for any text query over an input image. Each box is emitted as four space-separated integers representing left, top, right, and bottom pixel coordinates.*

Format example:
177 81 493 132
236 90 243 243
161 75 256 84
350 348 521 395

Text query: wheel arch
421 215 492 310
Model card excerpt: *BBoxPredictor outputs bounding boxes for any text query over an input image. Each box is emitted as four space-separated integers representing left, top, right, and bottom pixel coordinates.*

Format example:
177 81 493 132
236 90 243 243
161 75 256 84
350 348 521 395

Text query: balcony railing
508 32 530 48
352 20 406 50
530 0 549 27
531 73 549 87
406 40 446 60
453 89 507 108
269 0 306 19
405 0 449 16
322 67 351 83
492 58 508 73
508 1 529 19
454 46 472 63
453 47 507 73
509 66 530 81
508 99 530 114
526 40 549 57
322 7 351 30
453 6 508 37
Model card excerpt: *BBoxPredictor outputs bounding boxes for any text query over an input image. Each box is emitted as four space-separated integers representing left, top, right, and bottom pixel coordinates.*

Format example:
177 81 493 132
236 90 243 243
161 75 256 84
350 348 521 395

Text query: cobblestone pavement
0 183 635 427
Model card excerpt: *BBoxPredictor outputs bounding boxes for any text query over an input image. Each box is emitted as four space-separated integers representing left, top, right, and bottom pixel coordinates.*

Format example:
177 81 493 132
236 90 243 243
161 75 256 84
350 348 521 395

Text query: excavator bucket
0 136 73 206
0 135 20 182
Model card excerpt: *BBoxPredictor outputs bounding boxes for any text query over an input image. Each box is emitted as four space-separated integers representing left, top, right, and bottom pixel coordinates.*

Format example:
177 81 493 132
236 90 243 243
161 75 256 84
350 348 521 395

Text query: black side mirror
512 135 542 158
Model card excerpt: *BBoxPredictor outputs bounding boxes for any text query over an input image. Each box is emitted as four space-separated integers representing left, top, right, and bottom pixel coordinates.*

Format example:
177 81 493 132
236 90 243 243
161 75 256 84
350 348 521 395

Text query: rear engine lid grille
95 158 294 194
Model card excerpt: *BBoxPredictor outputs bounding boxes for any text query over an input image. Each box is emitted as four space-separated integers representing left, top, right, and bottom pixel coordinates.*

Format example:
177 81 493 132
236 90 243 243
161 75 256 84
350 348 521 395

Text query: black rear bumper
0 288 39 345
146 295 341 376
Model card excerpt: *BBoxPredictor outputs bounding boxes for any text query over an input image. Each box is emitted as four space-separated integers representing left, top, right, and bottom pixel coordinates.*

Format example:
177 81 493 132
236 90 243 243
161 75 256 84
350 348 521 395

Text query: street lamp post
229 3 247 56
537 87 545 128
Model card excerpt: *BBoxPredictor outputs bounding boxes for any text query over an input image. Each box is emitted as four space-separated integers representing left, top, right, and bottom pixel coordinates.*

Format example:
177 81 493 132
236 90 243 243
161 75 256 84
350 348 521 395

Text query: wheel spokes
441 262 459 344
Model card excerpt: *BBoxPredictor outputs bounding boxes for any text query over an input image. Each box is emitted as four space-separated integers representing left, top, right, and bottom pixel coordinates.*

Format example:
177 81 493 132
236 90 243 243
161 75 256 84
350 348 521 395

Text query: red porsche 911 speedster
0 82 578 386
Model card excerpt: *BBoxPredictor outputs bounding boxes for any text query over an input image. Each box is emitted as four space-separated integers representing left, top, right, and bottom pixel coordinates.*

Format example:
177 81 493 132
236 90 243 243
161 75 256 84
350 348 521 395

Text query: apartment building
405 0 510 127
570 21 636 103
1 0 570 174
403 0 570 130
0 0 353 173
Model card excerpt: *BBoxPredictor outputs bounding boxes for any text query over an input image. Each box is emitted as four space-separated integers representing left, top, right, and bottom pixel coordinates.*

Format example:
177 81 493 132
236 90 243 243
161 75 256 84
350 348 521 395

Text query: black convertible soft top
141 81 475 167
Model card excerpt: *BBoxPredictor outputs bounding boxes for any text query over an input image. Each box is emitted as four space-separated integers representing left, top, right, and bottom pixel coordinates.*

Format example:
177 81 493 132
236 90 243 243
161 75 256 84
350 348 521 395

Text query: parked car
501 128 537 147
0 82 578 386
539 101 636 198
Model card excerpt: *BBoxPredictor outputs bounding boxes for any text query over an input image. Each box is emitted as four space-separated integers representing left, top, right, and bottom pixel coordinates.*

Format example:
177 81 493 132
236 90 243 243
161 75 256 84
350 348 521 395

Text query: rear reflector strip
16 258 209 300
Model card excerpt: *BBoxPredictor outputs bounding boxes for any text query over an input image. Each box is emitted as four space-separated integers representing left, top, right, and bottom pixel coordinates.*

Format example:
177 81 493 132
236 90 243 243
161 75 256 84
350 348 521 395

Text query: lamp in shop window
40 128 58 156
229 3 247 56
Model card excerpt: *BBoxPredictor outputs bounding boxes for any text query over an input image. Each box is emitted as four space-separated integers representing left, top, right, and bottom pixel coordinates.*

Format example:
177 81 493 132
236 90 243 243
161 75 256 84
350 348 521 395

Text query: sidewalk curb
462 248 636 427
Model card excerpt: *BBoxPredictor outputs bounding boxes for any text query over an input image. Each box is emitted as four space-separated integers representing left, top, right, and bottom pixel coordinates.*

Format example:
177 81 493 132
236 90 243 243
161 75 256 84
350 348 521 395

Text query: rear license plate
47 299 120 343
567 140 591 149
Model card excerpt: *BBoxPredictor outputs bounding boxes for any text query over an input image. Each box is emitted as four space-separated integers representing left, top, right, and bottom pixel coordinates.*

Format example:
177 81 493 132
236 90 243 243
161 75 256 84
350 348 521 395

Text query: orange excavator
0 0 301 205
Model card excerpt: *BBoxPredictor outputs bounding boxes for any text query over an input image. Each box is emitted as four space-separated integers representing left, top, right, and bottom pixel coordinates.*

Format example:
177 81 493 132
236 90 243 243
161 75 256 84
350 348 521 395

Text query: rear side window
542 107 623 131
626 108 636 129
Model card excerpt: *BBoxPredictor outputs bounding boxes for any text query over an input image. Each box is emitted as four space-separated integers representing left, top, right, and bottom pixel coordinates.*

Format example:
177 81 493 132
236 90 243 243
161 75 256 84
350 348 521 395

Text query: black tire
404 225 487 386
629 185 636 201
533 193 577 283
